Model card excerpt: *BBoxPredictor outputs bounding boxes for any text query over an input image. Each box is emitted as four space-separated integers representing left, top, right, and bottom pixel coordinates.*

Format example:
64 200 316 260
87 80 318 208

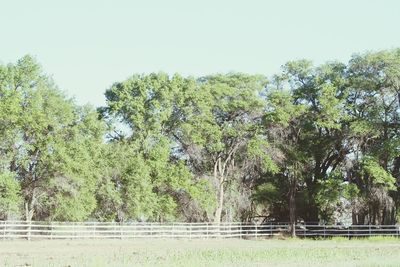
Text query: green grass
1 237 400 267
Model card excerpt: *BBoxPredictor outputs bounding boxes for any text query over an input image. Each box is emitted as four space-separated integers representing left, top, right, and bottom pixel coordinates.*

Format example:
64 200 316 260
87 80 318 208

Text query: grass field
1 237 400 267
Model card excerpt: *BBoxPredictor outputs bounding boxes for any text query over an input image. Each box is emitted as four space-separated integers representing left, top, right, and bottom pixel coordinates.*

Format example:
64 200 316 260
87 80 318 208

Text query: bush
0 171 21 219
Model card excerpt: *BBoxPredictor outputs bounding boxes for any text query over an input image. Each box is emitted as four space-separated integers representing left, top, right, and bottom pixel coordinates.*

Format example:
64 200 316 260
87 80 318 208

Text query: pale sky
1 0 399 106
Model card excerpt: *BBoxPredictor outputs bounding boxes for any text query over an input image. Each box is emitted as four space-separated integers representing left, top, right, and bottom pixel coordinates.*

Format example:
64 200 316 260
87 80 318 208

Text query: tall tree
102 73 213 222
346 50 400 224
171 73 277 223
279 60 350 222
0 56 105 221
263 90 308 236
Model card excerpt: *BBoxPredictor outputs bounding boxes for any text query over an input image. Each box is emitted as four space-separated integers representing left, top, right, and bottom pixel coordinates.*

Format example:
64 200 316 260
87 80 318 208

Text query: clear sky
1 0 399 106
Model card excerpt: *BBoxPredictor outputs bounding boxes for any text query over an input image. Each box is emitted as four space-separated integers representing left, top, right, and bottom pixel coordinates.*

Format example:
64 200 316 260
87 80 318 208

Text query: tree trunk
212 144 239 224
392 156 400 180
288 175 296 237
24 201 34 222
214 181 224 224
24 201 34 241
305 178 319 222
213 158 225 224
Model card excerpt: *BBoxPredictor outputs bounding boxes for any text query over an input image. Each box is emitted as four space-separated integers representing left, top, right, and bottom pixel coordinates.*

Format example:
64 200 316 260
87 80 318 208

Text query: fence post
133 222 136 240
27 221 31 241
324 225 326 238
255 223 258 240
189 223 192 239
73 222 76 239
149 223 152 238
3 221 5 240
369 225 371 236
206 223 209 239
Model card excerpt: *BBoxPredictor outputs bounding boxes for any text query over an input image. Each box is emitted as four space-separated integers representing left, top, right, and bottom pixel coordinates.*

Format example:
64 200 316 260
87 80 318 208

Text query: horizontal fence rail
1 221 400 240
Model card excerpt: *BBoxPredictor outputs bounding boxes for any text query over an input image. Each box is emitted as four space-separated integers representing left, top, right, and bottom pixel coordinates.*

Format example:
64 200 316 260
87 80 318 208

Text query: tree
278 60 350 222
102 73 213 222
172 73 278 223
346 49 400 224
263 90 307 236
0 56 105 221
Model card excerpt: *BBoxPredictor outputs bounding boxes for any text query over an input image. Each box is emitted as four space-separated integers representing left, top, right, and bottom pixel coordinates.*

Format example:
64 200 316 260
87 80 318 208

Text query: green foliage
314 84 344 130
252 182 280 203
264 90 304 127
187 178 217 216
316 172 359 205
0 172 21 219
247 137 279 173
94 175 123 221
315 171 359 223
361 157 396 191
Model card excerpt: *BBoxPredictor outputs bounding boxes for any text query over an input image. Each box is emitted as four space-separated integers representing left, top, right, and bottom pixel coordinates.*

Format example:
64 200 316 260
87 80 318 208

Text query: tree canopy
1 49 400 230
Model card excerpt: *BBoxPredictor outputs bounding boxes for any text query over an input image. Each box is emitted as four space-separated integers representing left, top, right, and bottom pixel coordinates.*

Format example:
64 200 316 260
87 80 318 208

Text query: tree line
1 49 400 231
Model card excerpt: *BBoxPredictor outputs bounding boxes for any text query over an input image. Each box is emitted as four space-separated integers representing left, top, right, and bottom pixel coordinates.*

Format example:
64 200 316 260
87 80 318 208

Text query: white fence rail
1 221 400 240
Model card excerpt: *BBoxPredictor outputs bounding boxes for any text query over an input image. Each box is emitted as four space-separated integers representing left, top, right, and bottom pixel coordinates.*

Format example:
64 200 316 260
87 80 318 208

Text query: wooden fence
1 221 400 240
